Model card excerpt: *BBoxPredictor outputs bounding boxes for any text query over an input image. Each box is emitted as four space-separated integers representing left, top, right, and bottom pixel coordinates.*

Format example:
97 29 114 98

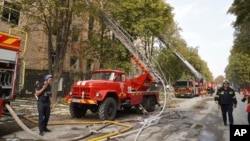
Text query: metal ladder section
158 36 203 81
102 13 162 83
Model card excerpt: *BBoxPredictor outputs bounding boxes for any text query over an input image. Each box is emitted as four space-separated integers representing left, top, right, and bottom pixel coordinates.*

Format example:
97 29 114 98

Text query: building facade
0 0 96 96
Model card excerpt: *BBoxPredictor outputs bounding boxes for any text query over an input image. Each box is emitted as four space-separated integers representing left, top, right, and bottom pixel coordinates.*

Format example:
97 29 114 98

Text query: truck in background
206 81 216 95
174 80 196 98
158 37 207 98
0 32 21 118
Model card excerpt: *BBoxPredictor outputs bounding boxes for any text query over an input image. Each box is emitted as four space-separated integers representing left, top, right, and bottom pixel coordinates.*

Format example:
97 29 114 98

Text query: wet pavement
0 92 248 141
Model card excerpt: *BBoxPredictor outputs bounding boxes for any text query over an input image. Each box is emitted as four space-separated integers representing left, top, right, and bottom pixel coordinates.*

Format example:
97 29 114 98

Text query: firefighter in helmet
214 79 237 126
35 74 53 136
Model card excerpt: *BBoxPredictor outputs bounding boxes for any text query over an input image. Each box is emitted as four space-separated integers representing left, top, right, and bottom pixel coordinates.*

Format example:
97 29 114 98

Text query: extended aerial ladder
101 13 162 83
158 36 203 82
158 36 206 96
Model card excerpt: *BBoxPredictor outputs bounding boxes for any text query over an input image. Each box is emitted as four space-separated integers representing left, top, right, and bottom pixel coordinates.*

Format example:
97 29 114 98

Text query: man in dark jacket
35 74 53 136
214 79 237 126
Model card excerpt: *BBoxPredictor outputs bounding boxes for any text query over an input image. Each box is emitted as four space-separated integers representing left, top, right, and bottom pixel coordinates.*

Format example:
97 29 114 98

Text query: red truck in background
0 32 21 118
158 37 207 98
174 79 207 98
206 81 216 95
174 80 196 98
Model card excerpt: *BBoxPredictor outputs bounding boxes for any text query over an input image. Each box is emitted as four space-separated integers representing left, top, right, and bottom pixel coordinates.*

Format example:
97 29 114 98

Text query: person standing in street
35 74 53 136
214 79 237 126
241 91 250 125
247 95 250 125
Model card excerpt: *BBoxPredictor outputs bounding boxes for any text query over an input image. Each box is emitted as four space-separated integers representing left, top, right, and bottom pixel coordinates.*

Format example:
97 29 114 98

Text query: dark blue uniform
36 83 52 134
215 86 237 125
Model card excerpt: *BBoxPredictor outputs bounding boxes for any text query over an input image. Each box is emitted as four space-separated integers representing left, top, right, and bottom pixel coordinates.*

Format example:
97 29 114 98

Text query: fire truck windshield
91 72 115 81
176 81 193 88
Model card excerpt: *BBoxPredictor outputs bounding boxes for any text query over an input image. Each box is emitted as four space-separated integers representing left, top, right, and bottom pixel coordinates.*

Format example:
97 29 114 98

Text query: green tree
102 0 173 59
19 0 87 102
214 75 224 86
156 20 213 83
226 53 250 85
227 0 250 85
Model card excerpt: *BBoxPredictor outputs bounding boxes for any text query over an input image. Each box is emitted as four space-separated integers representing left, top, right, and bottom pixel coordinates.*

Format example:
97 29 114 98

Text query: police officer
35 74 53 136
214 79 237 126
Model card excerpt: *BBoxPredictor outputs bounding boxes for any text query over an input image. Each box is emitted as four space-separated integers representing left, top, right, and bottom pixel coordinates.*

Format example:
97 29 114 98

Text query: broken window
1 1 20 25
70 56 79 69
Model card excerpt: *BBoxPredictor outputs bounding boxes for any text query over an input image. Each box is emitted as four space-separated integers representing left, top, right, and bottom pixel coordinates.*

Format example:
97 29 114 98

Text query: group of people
214 79 250 126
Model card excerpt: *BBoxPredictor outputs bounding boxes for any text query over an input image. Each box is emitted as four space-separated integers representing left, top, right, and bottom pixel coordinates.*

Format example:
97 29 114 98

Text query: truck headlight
96 92 100 97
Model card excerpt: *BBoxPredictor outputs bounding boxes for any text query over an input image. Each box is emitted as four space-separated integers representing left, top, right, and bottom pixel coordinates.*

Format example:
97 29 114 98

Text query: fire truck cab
174 80 195 98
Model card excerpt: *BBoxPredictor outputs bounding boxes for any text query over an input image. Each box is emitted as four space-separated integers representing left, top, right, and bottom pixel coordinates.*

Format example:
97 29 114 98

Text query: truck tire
69 103 87 118
189 92 194 98
98 97 117 120
144 96 156 112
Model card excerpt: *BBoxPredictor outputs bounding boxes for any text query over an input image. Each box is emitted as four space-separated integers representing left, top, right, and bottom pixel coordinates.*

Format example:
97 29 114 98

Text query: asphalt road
233 92 248 125
0 92 249 141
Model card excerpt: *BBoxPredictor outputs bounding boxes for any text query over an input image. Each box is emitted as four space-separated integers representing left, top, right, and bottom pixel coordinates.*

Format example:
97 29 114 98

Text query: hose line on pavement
5 103 133 141
5 103 45 140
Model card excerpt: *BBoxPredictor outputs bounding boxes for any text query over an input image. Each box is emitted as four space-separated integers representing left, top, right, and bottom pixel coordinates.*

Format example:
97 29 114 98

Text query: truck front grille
72 87 91 99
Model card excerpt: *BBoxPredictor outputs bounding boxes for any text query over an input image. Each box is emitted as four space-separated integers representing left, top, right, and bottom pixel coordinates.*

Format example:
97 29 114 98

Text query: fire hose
5 103 133 141
5 103 45 140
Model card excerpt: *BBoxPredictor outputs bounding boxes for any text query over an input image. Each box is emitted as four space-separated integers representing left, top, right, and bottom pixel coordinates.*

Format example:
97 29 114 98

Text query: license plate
72 98 80 103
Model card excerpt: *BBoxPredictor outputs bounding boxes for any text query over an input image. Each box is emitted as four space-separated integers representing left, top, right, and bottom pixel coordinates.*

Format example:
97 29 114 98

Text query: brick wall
0 2 99 97
21 69 74 97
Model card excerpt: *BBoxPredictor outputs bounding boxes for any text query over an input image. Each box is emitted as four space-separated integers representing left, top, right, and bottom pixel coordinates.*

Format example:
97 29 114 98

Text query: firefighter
241 87 248 96
241 92 250 124
35 74 53 136
214 79 237 126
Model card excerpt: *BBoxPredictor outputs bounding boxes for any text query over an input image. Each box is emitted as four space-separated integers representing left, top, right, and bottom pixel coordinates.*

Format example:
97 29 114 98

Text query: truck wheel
98 97 117 120
69 103 87 118
144 96 156 112
189 93 194 98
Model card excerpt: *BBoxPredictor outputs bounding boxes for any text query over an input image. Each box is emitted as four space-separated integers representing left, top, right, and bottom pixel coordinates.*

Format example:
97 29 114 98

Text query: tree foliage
17 0 214 99
18 0 87 102
227 0 250 87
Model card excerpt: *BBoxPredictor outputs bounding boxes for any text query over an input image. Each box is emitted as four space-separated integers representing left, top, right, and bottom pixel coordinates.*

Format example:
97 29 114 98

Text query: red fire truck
206 81 216 95
65 14 162 120
0 32 21 118
65 69 160 120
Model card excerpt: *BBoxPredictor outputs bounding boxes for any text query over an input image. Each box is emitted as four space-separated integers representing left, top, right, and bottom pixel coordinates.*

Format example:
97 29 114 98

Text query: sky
167 0 235 78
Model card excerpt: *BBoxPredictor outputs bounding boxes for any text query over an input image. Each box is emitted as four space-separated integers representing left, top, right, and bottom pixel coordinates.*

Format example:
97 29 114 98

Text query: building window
70 56 79 69
72 25 80 42
87 59 92 72
51 52 56 66
58 77 63 91
1 1 20 25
